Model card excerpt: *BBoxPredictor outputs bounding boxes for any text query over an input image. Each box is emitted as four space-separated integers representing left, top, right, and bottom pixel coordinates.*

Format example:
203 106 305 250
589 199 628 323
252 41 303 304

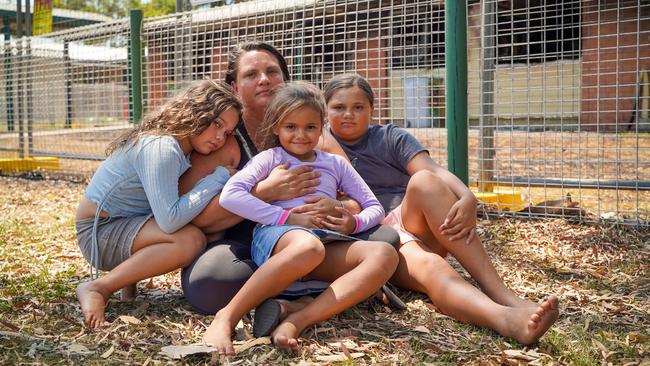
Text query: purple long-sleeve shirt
219 147 384 233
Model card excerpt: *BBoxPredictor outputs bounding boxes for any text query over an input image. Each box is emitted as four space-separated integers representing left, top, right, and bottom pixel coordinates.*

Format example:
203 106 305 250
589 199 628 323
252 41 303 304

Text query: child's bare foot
254 296 314 337
488 287 537 308
270 317 302 354
120 283 137 301
278 296 313 315
505 295 559 345
203 311 236 356
76 281 110 329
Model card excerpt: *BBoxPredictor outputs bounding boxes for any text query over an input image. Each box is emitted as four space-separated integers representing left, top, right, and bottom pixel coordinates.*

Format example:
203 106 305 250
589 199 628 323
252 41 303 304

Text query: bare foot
270 317 302 354
278 296 313 317
488 287 537 308
203 311 236 356
505 295 559 345
120 283 137 301
76 281 111 329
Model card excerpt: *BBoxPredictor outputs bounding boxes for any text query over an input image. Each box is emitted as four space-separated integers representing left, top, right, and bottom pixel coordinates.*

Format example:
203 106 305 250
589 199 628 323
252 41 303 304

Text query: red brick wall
210 45 230 82
145 45 168 112
581 0 650 131
355 38 389 124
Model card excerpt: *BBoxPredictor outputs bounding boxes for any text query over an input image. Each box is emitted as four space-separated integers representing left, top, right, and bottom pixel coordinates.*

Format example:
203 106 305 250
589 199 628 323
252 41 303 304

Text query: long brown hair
258 81 326 151
105 79 241 156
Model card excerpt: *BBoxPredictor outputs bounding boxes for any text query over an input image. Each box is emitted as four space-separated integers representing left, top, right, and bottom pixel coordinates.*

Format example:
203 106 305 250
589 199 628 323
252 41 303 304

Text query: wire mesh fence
467 0 649 224
0 0 647 224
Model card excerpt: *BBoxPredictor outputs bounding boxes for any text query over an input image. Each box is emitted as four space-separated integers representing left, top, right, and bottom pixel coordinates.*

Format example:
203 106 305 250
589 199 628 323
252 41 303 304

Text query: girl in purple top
203 81 397 354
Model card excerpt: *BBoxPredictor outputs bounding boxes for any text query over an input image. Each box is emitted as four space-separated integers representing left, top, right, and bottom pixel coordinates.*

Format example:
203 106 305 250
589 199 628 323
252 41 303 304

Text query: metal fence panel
467 0 649 224
0 19 131 177
0 0 647 224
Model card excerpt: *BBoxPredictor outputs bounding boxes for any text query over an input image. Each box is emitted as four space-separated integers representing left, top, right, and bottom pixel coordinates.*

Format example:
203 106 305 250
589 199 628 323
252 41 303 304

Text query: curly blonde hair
258 81 325 151
106 79 242 156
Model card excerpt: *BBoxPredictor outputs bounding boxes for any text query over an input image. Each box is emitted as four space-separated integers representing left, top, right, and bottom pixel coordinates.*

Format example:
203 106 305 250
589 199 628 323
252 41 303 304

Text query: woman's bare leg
203 230 326 355
391 241 558 345
271 240 398 353
400 171 535 308
76 220 206 329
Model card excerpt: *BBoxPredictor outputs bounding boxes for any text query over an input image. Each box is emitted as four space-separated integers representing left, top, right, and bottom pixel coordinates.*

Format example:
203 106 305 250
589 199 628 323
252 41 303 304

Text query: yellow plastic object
474 187 527 212
0 157 61 173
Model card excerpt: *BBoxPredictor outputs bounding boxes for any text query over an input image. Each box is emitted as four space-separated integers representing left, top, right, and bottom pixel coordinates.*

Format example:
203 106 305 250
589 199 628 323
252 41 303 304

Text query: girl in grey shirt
74 80 241 329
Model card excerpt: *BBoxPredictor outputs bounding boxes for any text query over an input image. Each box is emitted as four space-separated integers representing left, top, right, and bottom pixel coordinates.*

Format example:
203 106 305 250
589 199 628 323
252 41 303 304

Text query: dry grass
0 176 648 365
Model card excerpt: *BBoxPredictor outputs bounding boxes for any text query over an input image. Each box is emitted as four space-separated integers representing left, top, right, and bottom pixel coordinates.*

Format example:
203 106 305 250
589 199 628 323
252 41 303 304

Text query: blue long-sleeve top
85 135 230 233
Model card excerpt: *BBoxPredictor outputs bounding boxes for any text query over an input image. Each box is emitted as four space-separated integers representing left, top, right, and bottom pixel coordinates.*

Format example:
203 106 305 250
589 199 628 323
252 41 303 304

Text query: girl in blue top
74 80 241 329
321 73 559 346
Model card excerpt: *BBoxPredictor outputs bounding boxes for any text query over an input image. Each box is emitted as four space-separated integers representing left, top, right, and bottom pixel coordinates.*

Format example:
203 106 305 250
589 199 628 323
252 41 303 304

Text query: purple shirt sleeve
334 155 385 233
219 149 287 225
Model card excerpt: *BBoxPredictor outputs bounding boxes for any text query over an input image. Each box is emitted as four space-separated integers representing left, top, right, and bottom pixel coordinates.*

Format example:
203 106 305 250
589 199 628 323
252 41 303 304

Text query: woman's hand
320 207 356 234
440 194 478 244
285 212 322 229
252 163 320 202
290 196 342 219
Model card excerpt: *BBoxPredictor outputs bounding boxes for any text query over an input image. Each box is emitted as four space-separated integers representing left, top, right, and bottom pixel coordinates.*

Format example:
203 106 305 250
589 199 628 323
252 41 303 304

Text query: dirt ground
0 176 648 365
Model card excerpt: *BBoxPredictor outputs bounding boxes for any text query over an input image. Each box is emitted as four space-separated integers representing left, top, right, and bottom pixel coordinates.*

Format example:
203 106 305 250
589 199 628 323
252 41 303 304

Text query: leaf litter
0 176 648 365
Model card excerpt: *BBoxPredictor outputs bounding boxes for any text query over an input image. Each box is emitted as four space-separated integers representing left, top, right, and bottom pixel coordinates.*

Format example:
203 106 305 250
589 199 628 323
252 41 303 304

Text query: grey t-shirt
330 124 427 213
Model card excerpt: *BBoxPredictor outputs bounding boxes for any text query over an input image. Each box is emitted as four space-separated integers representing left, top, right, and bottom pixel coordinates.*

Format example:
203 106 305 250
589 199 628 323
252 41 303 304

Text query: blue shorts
251 224 357 267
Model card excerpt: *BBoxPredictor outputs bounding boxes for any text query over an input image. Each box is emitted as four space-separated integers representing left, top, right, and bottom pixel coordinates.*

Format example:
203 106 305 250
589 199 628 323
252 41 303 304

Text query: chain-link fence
0 0 648 224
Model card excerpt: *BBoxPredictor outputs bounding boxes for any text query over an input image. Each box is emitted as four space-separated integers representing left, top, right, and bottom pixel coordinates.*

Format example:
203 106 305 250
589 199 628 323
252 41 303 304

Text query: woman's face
326 86 373 145
231 50 286 114
190 107 240 155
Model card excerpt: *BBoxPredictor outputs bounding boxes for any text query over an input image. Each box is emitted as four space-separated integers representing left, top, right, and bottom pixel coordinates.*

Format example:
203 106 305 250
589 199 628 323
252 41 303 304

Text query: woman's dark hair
323 73 375 108
224 41 291 85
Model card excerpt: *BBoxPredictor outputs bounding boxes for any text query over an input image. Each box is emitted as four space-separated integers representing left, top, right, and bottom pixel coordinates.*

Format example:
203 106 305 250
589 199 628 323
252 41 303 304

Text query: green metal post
129 9 143 124
445 0 469 185
3 17 14 132
64 41 72 128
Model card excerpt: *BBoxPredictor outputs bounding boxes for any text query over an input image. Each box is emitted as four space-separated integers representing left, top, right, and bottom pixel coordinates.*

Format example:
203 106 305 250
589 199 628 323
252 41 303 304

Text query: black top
223 120 259 244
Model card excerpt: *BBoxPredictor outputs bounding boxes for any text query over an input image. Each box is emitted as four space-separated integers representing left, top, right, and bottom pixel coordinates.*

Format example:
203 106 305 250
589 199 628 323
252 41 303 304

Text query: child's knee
290 234 326 263
176 225 207 264
367 241 399 273
407 170 449 197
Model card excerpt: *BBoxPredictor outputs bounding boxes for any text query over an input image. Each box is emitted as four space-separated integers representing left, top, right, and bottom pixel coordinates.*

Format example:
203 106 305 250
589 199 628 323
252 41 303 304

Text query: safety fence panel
0 19 131 178
0 0 648 225
140 0 447 164
467 0 650 224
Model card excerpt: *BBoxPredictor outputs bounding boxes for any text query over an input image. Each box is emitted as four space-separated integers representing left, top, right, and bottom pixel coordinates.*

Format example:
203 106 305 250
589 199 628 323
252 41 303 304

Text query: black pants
180 224 400 315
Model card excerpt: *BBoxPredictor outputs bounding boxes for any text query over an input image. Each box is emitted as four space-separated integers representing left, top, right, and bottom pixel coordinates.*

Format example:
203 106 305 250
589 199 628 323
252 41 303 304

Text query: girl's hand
320 206 356 234
440 195 477 244
285 212 322 229
290 196 342 219
253 163 320 202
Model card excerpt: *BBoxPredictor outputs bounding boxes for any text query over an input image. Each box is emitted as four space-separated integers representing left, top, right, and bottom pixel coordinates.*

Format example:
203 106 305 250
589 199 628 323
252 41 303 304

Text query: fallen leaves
0 176 649 365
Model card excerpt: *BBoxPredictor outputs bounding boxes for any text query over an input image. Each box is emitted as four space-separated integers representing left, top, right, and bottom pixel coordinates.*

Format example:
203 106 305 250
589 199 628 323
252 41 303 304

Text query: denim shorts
251 224 357 267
